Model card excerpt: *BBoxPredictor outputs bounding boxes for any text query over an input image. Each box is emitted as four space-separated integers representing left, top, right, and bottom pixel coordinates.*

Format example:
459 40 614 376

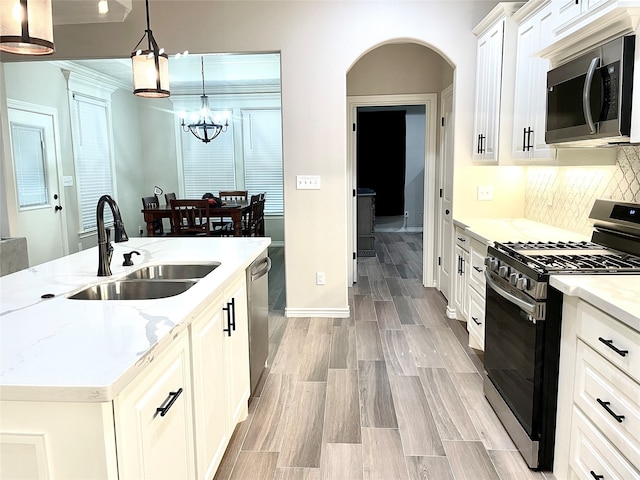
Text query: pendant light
0 0 54 55
130 0 169 98
181 57 229 143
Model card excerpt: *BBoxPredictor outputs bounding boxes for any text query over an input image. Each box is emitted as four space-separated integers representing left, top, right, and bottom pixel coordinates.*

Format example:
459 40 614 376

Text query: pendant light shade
0 0 54 55
130 0 169 98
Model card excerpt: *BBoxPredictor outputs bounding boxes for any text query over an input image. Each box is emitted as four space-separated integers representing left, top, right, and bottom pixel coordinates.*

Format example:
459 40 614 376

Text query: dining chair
141 195 164 235
164 192 177 206
169 199 214 236
218 190 248 203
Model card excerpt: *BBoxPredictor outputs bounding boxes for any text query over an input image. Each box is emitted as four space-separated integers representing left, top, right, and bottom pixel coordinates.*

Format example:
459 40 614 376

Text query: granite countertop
0 237 270 403
454 217 640 333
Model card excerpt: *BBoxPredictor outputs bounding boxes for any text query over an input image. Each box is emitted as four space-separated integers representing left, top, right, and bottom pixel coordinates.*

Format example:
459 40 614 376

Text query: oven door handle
485 272 538 316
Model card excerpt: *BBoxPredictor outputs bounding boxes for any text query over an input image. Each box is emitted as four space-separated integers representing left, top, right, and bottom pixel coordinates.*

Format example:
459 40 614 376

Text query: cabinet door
454 245 469 321
530 5 553 159
474 19 504 163
224 276 250 430
512 16 536 159
555 0 583 28
190 294 229 480
115 331 195 480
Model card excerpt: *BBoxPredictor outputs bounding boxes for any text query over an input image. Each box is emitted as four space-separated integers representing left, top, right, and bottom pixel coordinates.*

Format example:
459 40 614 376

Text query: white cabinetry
554 0 614 34
114 329 195 479
190 273 250 480
472 2 522 163
467 238 487 350
512 1 554 162
454 227 469 321
555 297 640 480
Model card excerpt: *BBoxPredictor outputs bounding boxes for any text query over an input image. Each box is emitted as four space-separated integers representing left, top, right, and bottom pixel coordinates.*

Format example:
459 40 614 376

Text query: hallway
214 232 554 480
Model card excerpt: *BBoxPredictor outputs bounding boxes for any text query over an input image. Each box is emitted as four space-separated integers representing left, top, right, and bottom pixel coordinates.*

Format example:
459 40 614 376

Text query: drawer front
576 300 640 384
455 227 469 251
469 244 486 294
569 406 640 480
468 287 485 348
574 341 640 468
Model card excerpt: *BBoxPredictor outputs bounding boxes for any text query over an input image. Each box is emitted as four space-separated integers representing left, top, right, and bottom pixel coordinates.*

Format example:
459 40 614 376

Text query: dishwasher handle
251 256 272 282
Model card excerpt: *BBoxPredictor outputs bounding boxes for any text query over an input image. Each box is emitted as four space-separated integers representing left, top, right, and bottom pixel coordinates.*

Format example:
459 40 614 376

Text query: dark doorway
356 110 406 216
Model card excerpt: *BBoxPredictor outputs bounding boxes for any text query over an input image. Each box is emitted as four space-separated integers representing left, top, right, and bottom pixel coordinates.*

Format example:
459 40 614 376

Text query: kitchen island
0 236 270 479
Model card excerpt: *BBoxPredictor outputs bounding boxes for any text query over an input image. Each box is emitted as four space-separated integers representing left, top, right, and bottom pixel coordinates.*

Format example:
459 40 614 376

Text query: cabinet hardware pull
457 237 466 242
473 266 483 272
598 337 628 357
223 302 233 336
230 298 236 331
477 134 482 154
526 128 533 151
156 388 183 417
522 127 527 151
460 258 465 274
596 398 625 423
590 472 604 480
472 316 482 326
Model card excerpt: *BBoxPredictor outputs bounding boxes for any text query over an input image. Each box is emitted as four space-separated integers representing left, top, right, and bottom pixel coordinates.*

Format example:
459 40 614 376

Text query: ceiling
48 1 281 93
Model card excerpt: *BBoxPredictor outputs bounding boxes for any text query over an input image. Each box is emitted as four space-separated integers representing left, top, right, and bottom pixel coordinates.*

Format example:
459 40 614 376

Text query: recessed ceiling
52 0 132 25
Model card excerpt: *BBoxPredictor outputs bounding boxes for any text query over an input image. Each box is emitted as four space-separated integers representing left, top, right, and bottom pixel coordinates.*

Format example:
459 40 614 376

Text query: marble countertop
453 217 639 333
0 237 270 402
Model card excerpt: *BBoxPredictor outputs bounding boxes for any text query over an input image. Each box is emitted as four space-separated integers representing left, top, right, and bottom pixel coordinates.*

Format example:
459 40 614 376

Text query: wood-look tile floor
214 234 557 480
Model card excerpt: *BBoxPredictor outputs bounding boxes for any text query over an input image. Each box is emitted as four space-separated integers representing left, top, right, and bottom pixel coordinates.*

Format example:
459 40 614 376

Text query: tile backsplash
525 145 640 236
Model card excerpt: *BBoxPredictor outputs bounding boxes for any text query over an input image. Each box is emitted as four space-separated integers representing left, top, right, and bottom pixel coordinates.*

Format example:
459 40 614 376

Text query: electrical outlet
316 271 325 285
477 185 494 201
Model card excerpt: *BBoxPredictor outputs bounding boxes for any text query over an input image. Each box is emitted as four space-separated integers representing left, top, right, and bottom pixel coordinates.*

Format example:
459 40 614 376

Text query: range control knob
509 272 519 286
485 257 499 271
516 276 529 291
498 265 511 278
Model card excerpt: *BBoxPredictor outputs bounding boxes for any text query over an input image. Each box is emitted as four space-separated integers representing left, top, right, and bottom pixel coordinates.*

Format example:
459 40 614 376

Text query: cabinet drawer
574 340 640 468
469 239 487 294
569 406 640 480
468 287 485 349
455 228 469 251
575 300 640 384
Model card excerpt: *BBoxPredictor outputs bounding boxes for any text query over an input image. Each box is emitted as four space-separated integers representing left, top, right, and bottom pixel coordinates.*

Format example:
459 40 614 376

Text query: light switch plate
297 175 321 190
477 185 493 201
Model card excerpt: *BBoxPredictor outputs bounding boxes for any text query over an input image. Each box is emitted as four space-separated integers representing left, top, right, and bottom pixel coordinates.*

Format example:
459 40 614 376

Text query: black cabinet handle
156 388 183 417
590 472 604 480
457 237 466 242
223 298 236 336
473 266 483 273
522 127 527 151
596 398 625 423
472 316 482 326
477 134 482 154
526 128 533 151
598 337 628 357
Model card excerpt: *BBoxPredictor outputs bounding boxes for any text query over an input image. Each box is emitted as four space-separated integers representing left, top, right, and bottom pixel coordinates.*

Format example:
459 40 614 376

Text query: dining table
141 200 251 237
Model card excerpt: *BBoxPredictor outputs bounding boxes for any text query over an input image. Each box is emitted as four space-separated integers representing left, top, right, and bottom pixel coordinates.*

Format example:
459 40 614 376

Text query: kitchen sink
123 263 220 281
68 280 198 300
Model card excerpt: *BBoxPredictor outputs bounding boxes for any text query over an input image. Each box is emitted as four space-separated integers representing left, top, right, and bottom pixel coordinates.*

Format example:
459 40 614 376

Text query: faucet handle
123 250 141 266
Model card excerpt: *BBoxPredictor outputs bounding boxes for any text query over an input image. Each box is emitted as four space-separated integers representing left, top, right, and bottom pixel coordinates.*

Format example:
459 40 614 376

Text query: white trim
347 93 439 289
62 69 118 101
5 100 70 257
284 307 350 318
55 61 128 91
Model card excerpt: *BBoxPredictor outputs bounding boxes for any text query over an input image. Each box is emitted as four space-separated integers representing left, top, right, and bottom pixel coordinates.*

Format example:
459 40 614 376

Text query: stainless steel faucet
97 195 129 276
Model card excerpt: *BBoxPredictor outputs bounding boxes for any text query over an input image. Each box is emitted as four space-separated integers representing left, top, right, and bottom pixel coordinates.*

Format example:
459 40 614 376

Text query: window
177 95 284 215
71 94 115 232
65 71 117 234
11 124 48 209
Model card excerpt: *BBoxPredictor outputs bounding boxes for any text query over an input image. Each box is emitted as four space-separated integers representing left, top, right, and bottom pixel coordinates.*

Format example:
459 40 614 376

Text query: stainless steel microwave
546 35 635 146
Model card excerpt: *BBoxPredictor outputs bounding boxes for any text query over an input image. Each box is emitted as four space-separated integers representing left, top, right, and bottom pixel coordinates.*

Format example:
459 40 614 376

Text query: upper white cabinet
512 1 554 162
472 3 524 163
554 0 614 34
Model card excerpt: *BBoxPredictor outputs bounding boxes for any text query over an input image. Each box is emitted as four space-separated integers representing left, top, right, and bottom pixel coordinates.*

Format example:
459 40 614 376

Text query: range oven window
484 286 544 436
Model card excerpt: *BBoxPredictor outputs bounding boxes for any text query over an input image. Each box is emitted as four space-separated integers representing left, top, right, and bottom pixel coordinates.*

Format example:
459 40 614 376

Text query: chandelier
130 0 169 98
181 57 228 143
0 0 55 55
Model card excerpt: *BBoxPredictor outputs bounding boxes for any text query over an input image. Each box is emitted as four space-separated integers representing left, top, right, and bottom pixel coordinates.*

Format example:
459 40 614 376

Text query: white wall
1 0 516 315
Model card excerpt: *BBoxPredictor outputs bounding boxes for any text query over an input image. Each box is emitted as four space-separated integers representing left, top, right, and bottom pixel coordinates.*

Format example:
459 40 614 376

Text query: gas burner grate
532 253 640 271
503 240 601 250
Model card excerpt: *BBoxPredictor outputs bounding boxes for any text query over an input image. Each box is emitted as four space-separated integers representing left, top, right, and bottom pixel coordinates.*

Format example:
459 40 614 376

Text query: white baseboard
446 305 457 319
284 307 350 318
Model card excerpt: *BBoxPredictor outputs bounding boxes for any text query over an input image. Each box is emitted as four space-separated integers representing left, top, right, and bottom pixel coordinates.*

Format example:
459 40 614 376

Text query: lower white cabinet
454 244 469 321
0 272 252 480
114 329 195 480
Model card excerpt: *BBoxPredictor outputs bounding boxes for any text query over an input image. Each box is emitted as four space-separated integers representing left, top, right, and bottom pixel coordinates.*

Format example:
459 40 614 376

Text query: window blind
72 94 114 231
242 109 283 215
12 125 48 209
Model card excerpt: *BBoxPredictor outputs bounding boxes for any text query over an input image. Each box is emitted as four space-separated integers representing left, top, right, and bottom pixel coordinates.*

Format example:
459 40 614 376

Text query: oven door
484 271 545 439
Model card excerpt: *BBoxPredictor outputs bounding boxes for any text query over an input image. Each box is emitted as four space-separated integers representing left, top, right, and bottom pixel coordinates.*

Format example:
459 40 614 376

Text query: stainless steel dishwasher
246 251 271 395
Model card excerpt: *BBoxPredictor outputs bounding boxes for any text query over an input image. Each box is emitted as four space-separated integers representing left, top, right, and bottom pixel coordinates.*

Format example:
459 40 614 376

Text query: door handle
54 205 63 212
445 209 450 215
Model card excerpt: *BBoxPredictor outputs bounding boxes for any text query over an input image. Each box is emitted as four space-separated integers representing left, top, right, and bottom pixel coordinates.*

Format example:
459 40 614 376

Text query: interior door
8 106 67 266
437 86 454 301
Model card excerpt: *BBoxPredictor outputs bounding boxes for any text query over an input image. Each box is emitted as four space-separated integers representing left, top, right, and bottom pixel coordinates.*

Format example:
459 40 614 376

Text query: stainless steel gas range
482 199 640 471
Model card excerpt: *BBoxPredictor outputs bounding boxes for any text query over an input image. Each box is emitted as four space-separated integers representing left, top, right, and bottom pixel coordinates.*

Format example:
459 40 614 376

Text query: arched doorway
346 42 454 298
